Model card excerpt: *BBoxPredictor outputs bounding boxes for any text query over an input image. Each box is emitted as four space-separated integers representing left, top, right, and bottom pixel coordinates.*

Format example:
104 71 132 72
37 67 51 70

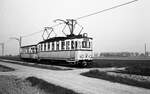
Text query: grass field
91 59 150 76
81 70 150 89
92 58 150 68
115 65 150 76
0 64 15 72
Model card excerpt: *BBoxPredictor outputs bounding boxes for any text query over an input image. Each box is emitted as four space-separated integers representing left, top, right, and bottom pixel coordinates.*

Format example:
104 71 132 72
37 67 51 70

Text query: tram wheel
82 61 87 67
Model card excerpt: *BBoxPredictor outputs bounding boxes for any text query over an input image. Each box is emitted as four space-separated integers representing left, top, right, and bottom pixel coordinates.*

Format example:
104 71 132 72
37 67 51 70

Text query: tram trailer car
20 34 93 66
20 45 38 60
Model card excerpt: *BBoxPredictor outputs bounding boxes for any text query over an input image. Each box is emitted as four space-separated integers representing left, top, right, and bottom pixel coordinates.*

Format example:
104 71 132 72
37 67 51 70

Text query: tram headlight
80 55 84 58
89 55 92 58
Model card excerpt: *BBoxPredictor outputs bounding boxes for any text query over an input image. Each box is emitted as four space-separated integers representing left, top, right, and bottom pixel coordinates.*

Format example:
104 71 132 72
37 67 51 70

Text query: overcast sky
0 0 149 55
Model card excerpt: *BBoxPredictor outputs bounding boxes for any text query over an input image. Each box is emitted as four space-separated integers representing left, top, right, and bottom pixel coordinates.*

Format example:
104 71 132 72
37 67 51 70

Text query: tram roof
38 35 92 44
21 44 37 48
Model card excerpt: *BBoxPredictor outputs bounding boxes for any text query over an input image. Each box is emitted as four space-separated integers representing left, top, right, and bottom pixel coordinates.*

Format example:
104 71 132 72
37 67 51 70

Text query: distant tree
140 53 145 56
135 52 139 56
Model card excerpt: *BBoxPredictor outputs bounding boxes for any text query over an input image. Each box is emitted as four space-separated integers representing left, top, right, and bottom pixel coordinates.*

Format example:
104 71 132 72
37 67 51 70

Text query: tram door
70 41 75 60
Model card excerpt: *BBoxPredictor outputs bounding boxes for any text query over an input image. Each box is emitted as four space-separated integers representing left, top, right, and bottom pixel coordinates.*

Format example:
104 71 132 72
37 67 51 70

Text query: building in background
94 52 150 58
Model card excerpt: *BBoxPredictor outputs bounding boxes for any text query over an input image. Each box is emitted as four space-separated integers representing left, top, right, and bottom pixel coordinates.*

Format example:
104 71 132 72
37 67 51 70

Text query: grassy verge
26 76 80 94
0 64 15 72
90 59 150 76
92 59 150 68
115 65 150 76
0 75 46 94
0 75 80 94
81 70 150 89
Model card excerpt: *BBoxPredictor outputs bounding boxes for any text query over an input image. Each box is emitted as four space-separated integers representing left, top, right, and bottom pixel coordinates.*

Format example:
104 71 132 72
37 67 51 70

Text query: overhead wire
21 0 138 38
22 31 42 38
22 23 62 38
75 0 138 20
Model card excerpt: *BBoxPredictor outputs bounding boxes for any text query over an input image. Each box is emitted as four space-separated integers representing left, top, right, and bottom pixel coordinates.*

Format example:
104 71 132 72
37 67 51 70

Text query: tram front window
82 41 91 49
82 41 89 48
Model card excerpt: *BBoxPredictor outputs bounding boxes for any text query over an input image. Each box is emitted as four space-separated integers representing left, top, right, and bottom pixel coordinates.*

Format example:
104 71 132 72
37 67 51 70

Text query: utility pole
19 36 22 49
145 43 147 56
0 43 4 56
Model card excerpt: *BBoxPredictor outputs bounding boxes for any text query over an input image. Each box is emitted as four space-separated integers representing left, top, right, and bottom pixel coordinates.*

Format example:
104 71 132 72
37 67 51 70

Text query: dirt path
0 60 150 94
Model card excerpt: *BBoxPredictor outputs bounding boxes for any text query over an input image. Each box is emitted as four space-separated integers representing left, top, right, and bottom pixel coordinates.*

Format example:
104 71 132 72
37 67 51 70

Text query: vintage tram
20 19 93 66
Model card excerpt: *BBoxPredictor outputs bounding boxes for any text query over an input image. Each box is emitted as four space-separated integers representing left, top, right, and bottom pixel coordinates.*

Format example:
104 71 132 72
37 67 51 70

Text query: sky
0 0 150 55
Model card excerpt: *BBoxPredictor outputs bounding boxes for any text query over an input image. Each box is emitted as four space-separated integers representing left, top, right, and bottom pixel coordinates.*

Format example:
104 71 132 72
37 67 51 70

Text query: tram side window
25 48 27 53
41 44 43 51
27 48 29 53
90 42 92 49
25 48 28 53
44 43 46 51
33 48 34 53
71 41 74 50
66 41 70 50
52 42 55 51
56 42 59 50
35 47 37 53
61 41 65 50
48 42 50 50
78 41 81 49
33 48 35 53
75 41 78 49
24 49 26 53
30 48 33 53
87 41 90 48
25 49 26 53
29 48 31 53
33 47 35 53
28 48 30 53
89 42 91 48
38 45 40 52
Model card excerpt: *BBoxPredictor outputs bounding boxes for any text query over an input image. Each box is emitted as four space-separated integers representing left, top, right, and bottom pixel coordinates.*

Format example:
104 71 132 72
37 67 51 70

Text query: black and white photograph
0 0 150 94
